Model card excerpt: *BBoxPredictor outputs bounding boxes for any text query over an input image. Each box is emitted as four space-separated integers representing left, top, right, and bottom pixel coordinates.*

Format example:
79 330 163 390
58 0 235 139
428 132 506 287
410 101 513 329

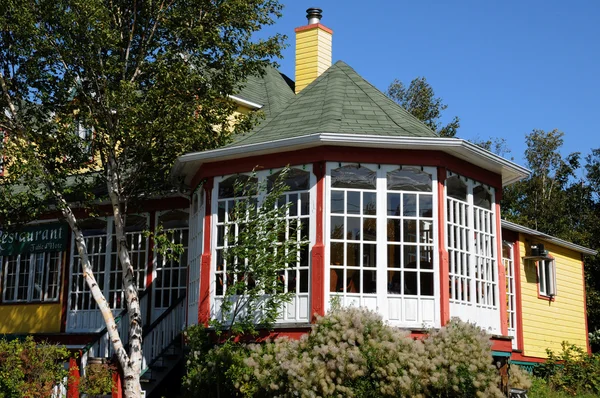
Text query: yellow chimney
295 8 333 94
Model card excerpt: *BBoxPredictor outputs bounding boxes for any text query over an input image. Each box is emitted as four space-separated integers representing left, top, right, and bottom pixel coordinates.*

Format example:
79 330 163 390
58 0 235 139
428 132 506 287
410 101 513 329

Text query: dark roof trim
502 219 597 256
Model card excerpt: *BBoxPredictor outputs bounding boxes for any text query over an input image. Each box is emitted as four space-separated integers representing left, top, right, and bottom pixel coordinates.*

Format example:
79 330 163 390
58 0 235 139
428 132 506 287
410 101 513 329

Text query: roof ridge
334 61 437 137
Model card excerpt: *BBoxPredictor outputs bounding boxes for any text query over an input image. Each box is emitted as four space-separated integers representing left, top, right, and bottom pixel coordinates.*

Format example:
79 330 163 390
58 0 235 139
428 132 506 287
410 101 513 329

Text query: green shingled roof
228 60 437 148
234 65 295 118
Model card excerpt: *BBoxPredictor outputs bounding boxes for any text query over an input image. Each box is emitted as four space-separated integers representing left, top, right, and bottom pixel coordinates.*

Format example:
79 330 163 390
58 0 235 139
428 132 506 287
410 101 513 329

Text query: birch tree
0 1 285 396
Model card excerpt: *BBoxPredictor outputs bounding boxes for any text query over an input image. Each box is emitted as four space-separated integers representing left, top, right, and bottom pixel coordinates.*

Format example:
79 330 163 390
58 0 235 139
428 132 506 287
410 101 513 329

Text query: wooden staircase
81 294 187 397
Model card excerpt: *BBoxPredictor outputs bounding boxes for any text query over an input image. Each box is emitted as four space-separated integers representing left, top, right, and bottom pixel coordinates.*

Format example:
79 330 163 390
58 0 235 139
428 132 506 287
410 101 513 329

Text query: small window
473 185 492 210
331 165 376 189
538 259 556 298
387 167 432 192
446 175 467 201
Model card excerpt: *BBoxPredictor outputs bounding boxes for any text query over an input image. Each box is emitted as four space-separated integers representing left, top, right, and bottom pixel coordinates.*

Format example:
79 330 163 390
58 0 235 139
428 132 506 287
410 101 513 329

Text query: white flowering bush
421 319 504 398
184 309 504 398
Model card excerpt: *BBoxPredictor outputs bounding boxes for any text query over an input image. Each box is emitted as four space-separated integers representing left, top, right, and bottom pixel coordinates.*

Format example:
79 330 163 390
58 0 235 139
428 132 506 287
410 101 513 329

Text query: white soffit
173 133 530 186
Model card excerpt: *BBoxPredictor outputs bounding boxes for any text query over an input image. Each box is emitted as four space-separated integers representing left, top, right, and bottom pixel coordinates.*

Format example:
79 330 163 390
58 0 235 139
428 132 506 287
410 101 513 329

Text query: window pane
404 272 417 295
404 220 417 243
388 245 401 268
332 165 376 189
363 192 377 215
446 176 467 201
473 185 492 210
363 270 377 293
419 196 433 218
330 268 344 292
388 271 402 294
420 247 433 269
300 270 309 293
267 168 310 191
403 194 417 217
347 217 360 240
421 273 434 296
347 243 360 267
346 269 360 293
387 219 401 242
387 167 432 192
404 246 417 268
363 244 376 267
331 217 344 239
331 191 345 214
387 193 400 216
347 191 361 214
363 218 376 241
331 243 344 265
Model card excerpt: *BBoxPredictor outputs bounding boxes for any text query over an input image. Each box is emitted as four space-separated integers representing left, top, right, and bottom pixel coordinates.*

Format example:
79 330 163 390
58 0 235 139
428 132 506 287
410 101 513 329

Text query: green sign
0 223 69 256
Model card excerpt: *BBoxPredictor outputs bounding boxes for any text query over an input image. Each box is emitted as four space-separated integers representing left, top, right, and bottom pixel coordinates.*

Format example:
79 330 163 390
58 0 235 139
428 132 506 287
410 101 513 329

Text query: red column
437 168 450 326
495 189 509 336
199 178 214 326
112 370 123 398
67 356 80 398
310 161 326 321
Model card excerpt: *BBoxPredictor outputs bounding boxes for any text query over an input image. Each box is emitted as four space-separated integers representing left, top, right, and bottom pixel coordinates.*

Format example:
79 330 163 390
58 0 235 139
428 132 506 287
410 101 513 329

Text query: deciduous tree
0 1 285 396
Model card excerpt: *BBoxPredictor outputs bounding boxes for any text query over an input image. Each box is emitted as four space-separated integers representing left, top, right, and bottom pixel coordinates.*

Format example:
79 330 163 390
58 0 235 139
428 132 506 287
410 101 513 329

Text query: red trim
513 233 526 353
310 162 326 321
496 190 508 336
510 352 547 363
294 23 333 34
199 178 213 326
112 370 123 398
582 254 591 354
67 356 80 398
190 147 503 193
437 167 450 326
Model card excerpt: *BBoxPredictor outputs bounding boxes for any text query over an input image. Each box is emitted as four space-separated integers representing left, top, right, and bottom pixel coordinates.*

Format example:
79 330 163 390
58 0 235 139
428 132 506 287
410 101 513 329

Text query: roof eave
228 95 263 110
172 133 530 187
501 219 597 256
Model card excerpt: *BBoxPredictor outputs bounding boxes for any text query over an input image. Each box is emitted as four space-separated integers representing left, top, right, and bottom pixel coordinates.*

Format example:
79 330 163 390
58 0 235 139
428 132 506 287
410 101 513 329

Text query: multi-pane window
327 163 439 326
215 174 258 297
446 172 499 332
503 242 517 349
2 252 62 303
70 215 149 312
213 167 313 323
330 165 378 297
538 258 556 298
268 169 311 321
154 210 189 311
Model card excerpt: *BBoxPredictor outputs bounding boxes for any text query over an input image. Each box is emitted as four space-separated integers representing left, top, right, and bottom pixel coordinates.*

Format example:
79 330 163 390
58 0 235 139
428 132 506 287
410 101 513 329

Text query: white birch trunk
107 155 143 398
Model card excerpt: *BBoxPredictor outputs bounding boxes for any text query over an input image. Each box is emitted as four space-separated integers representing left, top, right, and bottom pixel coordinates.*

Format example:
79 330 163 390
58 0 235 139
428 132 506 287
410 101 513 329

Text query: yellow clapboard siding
295 25 332 93
518 236 587 358
0 303 62 334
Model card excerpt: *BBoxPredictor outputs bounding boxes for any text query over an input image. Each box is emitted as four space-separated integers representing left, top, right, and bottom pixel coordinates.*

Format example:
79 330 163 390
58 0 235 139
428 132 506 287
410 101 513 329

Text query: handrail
82 288 150 354
143 294 186 337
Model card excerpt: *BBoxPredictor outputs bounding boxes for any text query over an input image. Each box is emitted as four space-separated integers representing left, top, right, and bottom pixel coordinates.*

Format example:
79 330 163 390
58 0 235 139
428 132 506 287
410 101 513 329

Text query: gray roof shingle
228 60 437 148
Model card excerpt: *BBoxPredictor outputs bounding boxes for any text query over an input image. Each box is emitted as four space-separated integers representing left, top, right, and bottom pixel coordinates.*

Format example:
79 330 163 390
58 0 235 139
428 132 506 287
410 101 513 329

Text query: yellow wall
519 235 587 358
295 26 332 93
0 303 62 334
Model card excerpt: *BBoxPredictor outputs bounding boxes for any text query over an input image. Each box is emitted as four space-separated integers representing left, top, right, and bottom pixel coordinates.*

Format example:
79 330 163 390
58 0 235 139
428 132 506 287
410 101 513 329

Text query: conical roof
228 60 437 148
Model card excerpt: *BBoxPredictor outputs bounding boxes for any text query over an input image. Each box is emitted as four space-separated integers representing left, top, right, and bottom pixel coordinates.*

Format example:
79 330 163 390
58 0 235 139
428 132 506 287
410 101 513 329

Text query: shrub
509 364 532 390
0 336 70 398
80 362 116 397
184 308 505 398
421 319 503 398
534 342 600 395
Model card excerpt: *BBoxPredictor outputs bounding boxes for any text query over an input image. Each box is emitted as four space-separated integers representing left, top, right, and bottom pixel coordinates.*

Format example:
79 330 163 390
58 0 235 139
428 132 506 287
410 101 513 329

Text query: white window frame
445 171 500 333
538 258 557 298
324 162 440 328
1 251 63 303
68 214 150 312
502 241 518 349
210 165 316 324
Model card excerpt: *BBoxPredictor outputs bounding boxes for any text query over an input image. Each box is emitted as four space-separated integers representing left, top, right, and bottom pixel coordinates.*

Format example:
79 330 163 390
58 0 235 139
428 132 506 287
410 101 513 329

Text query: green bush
80 362 116 397
0 336 70 398
534 342 600 396
184 308 504 398
510 364 532 390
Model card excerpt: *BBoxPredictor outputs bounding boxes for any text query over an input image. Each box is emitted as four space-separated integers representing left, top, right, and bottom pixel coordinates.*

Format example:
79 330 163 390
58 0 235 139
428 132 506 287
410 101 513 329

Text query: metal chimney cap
306 7 323 24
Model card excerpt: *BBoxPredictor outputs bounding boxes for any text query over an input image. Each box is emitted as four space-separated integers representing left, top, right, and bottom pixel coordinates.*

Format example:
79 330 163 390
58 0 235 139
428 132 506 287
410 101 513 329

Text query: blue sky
257 1 600 170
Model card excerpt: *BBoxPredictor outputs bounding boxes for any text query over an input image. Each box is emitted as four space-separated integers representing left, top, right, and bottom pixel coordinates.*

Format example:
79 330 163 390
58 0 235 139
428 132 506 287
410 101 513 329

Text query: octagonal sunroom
172 59 529 341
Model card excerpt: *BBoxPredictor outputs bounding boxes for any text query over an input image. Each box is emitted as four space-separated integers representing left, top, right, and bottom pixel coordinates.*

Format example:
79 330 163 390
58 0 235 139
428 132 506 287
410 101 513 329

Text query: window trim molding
536 256 557 301
324 162 441 328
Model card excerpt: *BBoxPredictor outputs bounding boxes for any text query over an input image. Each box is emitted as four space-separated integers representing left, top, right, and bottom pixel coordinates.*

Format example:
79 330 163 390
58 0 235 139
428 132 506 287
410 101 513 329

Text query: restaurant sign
0 223 68 256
